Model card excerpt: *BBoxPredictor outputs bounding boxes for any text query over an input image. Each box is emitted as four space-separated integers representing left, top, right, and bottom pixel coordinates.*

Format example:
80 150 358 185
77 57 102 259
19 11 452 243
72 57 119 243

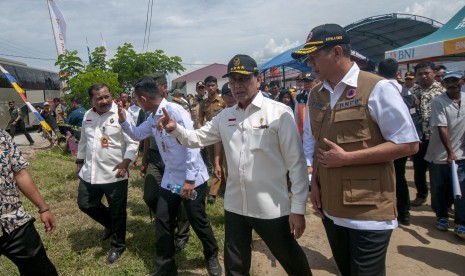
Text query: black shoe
102 228 111 241
206 256 222 276
207 195 217 205
29 141 34 146
411 197 426 207
174 238 188 254
150 267 178 276
106 249 123 264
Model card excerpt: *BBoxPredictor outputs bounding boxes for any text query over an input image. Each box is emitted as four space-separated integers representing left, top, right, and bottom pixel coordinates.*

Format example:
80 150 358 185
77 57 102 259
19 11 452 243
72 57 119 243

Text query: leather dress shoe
102 228 111 240
206 256 222 276
174 238 188 254
411 197 426 207
107 250 123 264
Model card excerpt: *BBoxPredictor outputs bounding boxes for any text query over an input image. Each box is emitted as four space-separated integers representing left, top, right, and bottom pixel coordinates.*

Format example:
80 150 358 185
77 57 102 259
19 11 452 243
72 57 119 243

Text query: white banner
48 0 67 55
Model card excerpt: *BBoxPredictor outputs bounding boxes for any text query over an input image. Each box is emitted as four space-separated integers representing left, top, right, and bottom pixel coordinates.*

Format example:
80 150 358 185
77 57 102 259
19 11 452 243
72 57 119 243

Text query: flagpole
46 0 60 56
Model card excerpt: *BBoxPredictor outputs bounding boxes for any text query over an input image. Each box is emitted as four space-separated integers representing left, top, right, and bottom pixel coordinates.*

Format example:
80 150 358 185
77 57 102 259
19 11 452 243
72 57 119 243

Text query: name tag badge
409 108 416 115
101 135 109 148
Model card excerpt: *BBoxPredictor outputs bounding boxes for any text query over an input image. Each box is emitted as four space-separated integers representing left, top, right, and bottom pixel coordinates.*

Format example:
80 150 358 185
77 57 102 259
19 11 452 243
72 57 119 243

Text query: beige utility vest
308 71 396 220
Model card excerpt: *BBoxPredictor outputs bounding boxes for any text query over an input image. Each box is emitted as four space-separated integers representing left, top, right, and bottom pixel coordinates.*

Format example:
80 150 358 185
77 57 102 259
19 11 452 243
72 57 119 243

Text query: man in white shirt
292 24 419 275
76 83 139 264
159 54 311 276
118 77 221 276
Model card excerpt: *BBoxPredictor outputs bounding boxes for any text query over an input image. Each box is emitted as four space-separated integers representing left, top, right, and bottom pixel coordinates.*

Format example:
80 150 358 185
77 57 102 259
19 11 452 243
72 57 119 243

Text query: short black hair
270 80 280 88
435 64 447 71
204 76 217 84
414 62 435 73
119 91 128 97
88 83 110 98
133 77 163 100
260 83 269 91
70 97 80 104
53 97 60 103
8 101 15 104
378 58 398 79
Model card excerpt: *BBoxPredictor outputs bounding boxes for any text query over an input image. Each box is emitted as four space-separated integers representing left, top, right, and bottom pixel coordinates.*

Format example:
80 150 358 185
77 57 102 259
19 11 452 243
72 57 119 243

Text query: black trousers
77 179 128 253
412 139 429 199
224 211 311 276
394 157 410 218
9 120 34 144
0 219 58 276
144 150 190 242
323 217 392 276
155 184 218 274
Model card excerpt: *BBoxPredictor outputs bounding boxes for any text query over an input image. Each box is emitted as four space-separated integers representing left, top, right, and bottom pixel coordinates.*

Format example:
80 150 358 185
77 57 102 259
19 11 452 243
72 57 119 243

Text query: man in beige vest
293 24 419 275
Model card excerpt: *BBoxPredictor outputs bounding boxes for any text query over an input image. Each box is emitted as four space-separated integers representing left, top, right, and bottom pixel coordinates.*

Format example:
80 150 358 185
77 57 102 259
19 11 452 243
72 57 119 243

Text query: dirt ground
251 163 465 276
17 133 465 276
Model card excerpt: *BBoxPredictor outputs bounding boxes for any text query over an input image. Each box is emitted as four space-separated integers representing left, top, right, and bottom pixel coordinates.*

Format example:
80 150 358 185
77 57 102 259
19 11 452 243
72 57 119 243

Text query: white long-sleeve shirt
77 103 139 184
171 92 309 219
305 63 419 230
120 98 208 189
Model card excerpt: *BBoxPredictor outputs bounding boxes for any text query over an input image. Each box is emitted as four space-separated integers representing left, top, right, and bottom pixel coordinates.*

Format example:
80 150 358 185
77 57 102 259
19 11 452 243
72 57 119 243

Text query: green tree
66 68 122 109
87 46 107 71
54 50 84 84
109 43 185 91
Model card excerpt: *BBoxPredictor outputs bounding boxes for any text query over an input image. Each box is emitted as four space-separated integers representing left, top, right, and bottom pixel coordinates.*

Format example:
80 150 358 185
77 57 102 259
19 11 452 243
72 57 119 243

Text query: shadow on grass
252 239 338 275
67 226 108 258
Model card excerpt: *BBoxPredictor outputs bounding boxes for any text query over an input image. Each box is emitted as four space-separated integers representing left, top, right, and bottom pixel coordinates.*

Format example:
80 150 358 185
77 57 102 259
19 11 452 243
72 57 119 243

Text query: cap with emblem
196 81 205 88
442 70 464 80
404 71 415 80
397 76 405 83
291 24 350 59
221 82 231 95
298 71 316 81
146 72 167 85
223 54 259 78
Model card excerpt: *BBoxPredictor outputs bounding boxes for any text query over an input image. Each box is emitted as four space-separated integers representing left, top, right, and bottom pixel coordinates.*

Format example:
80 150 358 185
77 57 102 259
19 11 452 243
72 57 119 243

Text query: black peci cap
223 54 259 78
292 23 350 59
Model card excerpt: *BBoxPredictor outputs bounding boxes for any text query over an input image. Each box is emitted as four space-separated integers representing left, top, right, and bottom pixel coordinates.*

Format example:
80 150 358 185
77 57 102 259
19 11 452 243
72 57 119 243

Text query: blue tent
258 45 311 73
385 6 465 63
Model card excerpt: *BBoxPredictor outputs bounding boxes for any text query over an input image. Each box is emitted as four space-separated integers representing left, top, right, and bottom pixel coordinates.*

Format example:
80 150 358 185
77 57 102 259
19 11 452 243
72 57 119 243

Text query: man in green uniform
8 101 34 146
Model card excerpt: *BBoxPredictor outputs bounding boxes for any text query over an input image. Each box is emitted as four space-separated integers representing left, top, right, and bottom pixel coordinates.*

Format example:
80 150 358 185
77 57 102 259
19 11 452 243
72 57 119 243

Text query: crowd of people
1 22 464 276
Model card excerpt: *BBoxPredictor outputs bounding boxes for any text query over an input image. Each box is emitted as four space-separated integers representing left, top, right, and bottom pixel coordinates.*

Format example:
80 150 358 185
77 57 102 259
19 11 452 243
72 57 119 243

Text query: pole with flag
0 65 52 132
86 37 92 64
100 32 107 62
47 0 67 56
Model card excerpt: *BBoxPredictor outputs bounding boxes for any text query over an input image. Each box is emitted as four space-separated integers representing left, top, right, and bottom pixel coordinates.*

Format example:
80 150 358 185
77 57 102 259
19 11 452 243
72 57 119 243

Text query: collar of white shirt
235 90 264 110
319 63 360 93
154 98 168 117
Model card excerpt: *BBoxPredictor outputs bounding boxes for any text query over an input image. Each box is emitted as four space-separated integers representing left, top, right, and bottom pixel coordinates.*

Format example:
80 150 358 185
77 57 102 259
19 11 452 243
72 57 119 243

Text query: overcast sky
1 0 464 76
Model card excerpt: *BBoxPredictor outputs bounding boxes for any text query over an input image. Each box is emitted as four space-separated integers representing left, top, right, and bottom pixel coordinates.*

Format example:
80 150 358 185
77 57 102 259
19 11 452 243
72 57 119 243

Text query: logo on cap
233 57 240 67
305 73 311 78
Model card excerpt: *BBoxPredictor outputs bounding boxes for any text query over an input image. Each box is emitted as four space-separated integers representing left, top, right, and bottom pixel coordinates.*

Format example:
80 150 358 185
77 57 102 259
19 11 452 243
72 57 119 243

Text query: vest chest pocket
310 110 325 138
333 106 371 144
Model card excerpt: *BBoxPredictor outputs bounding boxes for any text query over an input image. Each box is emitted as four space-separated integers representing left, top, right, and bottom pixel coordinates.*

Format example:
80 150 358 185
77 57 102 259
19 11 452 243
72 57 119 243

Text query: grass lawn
0 148 225 275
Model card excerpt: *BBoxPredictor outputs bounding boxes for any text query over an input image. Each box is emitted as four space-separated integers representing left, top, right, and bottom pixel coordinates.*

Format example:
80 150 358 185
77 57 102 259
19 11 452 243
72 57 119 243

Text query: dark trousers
144 151 190 242
323 217 392 276
394 157 410 218
224 210 311 276
155 184 218 274
0 219 58 276
412 139 429 199
77 179 128 252
429 161 465 225
9 120 34 144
